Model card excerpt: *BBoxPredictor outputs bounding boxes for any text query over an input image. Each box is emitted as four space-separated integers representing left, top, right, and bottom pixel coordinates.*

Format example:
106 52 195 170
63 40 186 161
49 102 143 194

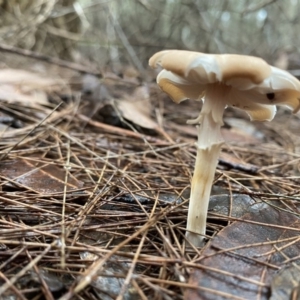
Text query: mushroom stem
186 84 227 247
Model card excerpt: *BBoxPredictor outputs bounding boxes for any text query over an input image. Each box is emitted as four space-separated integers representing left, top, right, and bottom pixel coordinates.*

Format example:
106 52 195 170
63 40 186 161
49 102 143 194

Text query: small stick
0 43 101 77
77 113 169 144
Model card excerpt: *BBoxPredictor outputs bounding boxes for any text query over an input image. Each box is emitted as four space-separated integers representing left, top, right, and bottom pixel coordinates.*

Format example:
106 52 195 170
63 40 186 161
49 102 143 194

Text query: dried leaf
0 69 65 105
187 203 300 300
116 86 159 130
0 158 83 194
208 194 256 218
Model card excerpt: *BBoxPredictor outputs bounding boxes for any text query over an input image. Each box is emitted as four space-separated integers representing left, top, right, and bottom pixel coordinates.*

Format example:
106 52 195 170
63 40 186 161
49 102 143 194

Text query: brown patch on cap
273 89 300 113
149 50 205 79
158 78 204 103
149 50 271 85
216 54 271 84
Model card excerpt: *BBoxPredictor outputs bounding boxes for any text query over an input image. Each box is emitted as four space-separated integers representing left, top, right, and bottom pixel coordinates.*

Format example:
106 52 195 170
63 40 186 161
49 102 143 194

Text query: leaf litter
0 65 299 299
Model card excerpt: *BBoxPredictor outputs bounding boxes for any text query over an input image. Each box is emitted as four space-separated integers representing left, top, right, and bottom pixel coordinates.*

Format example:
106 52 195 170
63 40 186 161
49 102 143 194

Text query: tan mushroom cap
149 50 300 121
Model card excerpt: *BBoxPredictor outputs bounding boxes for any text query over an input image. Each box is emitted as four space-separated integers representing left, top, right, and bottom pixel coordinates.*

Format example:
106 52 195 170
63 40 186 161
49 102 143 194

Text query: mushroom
149 50 300 247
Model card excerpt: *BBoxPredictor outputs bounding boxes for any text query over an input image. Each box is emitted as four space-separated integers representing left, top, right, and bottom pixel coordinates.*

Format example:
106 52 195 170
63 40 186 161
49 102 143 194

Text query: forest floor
0 51 300 300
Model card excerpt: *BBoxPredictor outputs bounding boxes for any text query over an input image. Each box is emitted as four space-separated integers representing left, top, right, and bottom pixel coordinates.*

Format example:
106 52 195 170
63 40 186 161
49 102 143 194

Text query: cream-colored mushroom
149 50 300 247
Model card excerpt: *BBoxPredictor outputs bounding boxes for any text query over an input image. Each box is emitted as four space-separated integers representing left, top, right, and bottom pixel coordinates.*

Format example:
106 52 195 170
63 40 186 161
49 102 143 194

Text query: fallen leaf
187 202 300 300
0 69 65 105
0 158 83 194
116 85 158 130
208 194 256 218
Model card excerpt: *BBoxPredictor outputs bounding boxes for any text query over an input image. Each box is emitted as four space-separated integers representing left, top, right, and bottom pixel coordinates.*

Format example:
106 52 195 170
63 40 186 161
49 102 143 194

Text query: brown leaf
0 158 83 194
116 86 158 130
187 203 300 300
0 69 65 105
208 194 256 219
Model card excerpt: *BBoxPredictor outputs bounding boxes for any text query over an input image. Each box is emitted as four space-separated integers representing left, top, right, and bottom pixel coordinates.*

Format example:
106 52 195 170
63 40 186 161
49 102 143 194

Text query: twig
0 43 102 77
77 113 169 144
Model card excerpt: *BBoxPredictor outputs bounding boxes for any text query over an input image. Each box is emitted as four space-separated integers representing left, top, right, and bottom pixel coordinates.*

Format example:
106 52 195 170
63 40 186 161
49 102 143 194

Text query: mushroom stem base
186 137 222 247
